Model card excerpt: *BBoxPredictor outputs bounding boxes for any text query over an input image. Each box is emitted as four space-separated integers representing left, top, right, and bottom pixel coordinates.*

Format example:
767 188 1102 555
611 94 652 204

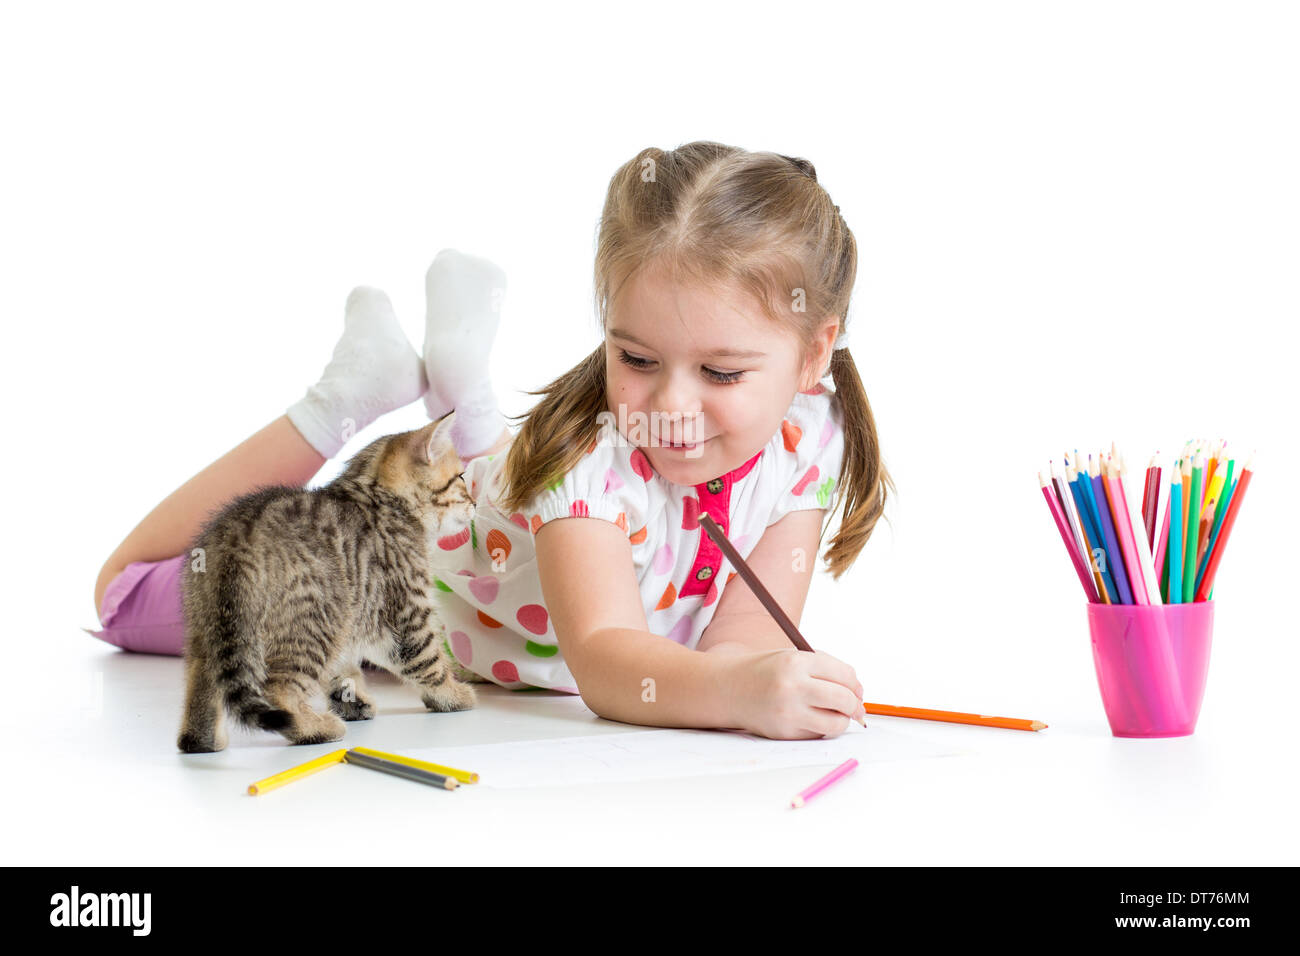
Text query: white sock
286 286 427 458
422 249 508 460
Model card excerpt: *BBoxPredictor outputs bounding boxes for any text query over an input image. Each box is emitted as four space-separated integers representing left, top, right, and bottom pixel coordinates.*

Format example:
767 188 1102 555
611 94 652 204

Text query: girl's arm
534 517 743 729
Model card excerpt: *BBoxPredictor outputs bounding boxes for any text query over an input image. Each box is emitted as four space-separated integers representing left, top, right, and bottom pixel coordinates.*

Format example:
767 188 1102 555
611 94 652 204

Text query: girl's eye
617 349 652 370
616 349 745 385
703 366 745 384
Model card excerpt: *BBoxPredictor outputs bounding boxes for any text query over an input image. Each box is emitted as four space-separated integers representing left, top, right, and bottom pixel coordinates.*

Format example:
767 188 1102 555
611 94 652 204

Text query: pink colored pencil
1050 462 1091 594
1106 451 1149 605
1118 450 1163 607
1041 471 1099 602
790 758 859 808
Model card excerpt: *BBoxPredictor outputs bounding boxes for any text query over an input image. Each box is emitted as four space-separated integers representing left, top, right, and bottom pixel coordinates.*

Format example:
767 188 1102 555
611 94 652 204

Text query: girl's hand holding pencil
694 514 865 740
727 647 866 740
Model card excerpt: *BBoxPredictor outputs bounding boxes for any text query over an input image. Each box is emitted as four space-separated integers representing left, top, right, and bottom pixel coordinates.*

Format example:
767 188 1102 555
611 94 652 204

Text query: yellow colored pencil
1204 439 1223 505
248 748 348 795
349 746 479 784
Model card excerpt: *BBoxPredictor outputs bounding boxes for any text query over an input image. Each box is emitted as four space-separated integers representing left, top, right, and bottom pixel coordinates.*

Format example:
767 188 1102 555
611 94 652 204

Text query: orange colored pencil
863 702 1046 732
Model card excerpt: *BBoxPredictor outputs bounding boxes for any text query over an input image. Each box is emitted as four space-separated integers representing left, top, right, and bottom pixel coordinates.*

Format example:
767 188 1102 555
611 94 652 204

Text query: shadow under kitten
177 411 479 752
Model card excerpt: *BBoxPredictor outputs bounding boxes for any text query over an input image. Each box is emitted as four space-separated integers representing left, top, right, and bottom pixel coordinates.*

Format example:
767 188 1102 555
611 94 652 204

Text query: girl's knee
87 555 188 656
94 562 126 620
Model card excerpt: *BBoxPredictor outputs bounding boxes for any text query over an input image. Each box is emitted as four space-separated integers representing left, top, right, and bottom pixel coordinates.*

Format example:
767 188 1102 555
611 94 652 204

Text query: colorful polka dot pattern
428 385 844 693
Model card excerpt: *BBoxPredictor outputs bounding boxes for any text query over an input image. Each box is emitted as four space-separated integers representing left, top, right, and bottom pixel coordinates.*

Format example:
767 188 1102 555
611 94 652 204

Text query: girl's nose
650 379 702 436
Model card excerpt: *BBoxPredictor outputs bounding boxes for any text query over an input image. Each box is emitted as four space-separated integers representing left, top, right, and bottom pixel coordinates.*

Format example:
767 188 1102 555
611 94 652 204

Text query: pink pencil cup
1086 601 1214 738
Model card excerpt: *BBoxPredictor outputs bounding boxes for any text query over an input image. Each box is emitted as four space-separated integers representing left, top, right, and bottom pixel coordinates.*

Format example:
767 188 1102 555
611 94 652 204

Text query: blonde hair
497 141 893 579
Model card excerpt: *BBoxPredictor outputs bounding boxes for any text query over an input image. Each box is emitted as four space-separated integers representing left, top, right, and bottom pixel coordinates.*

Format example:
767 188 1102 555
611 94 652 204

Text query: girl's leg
421 249 510 461
93 415 326 615
91 250 512 654
93 284 428 623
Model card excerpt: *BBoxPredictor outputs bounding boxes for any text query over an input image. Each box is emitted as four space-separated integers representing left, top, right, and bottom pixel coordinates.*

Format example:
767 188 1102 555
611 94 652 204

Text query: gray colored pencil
344 750 459 790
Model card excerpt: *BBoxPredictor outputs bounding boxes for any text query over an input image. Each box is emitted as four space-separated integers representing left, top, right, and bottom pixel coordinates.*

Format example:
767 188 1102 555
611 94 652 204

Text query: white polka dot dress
428 383 846 693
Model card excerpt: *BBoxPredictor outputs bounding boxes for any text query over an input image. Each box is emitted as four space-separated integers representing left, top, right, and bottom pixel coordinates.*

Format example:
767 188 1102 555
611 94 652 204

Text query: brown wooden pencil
1195 496 1217 574
698 513 812 651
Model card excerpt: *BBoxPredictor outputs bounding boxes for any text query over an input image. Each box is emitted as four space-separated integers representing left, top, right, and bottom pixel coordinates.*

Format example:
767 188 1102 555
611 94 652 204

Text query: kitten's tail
210 556 293 733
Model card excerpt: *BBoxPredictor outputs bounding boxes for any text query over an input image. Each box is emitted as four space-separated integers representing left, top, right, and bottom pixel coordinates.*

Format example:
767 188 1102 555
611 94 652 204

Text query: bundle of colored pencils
1038 440 1254 604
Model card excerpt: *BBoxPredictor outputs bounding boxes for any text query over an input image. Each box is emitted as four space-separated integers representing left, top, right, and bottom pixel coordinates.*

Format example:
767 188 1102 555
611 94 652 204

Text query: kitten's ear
413 410 460 467
408 419 439 466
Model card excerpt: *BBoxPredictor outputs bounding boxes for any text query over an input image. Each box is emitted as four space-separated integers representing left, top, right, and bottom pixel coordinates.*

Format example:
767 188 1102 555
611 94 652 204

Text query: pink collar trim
678 448 764 599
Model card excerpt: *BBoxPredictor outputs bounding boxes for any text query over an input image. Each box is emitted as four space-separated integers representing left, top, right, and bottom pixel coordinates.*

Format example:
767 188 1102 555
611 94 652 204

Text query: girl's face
605 265 832 486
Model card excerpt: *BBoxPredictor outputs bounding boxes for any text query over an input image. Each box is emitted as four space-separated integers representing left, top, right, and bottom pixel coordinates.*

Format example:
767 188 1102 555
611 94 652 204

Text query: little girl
90 141 893 741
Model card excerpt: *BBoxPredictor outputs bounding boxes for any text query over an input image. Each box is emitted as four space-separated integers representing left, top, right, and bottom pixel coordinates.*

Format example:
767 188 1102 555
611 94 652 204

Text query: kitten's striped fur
177 411 478 752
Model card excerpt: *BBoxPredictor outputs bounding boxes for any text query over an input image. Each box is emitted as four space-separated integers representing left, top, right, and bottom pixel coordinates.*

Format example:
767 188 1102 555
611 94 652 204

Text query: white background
2 1 1295 865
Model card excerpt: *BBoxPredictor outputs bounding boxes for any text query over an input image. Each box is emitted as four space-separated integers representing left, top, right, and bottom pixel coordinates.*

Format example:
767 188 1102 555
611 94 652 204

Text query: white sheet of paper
405 722 967 789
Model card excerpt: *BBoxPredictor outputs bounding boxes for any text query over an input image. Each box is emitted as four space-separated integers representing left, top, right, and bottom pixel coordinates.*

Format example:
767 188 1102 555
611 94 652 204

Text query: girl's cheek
610 373 636 404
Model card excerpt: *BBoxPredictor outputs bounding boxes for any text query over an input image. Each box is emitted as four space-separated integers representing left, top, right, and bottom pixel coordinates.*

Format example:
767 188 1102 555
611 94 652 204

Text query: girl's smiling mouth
657 434 709 450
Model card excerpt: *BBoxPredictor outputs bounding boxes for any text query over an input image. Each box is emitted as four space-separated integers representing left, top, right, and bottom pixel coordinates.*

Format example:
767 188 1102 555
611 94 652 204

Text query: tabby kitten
177 411 478 753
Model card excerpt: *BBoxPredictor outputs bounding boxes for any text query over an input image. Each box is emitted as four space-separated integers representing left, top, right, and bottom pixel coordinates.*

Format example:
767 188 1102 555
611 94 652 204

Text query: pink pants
88 555 188 655
89 557 401 672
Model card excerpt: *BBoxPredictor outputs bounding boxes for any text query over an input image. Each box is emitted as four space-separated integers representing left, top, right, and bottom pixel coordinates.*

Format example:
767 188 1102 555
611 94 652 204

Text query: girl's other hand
727 648 865 740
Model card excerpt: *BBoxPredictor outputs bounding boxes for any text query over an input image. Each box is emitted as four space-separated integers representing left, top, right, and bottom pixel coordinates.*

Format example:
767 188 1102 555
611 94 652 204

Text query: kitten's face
375 412 475 530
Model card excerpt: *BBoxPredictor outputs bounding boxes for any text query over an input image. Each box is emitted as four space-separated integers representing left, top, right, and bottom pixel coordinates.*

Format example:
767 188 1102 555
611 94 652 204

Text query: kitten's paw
177 730 225 753
421 679 477 713
328 690 376 721
285 712 348 745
